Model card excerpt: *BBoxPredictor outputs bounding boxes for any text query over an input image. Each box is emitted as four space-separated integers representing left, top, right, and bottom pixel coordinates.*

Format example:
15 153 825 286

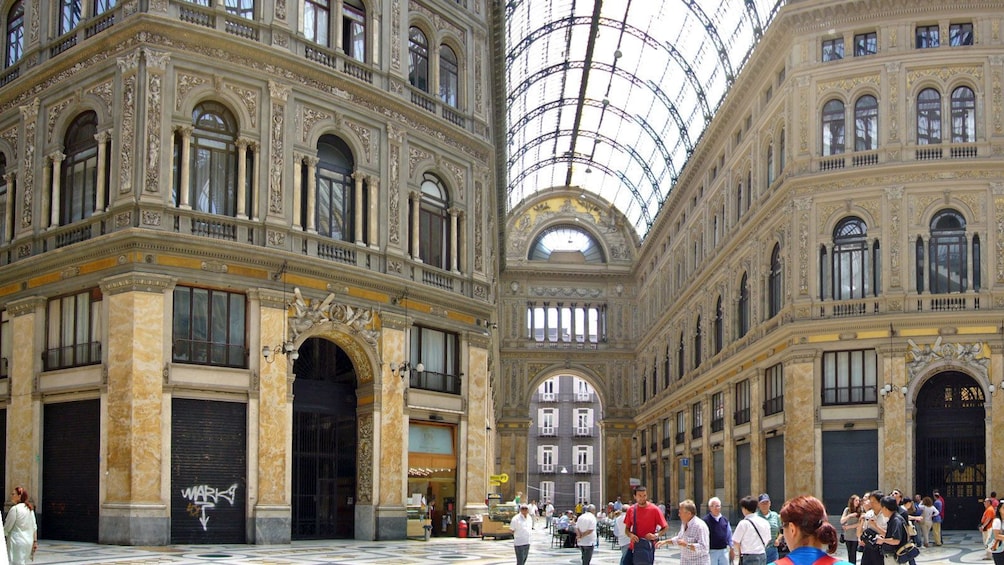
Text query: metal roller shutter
171 398 247 543
42 400 100 542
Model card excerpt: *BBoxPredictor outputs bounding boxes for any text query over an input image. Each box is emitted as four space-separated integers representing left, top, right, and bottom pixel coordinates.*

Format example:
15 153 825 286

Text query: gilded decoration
816 74 879 95
906 66 983 89
886 186 903 287
906 338 990 381
794 196 811 293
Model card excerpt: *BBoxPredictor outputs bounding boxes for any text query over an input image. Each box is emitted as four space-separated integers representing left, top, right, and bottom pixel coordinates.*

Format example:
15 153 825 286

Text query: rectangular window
691 402 703 439
539 378 557 402
538 408 556 436
662 417 671 448
575 445 592 473
410 326 460 394
575 481 590 504
45 289 102 371
950 23 974 46
822 349 878 405
640 429 647 455
711 391 725 432
822 37 844 61
526 302 605 344
675 410 686 444
540 481 554 500
764 364 784 415
574 408 593 436
575 378 593 401
916 25 940 48
172 286 246 368
854 32 877 56
0 309 8 377
538 445 555 473
735 379 751 425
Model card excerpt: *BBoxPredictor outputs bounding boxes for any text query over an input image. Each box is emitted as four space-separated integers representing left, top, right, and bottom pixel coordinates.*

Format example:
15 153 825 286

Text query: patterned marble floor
22 527 989 564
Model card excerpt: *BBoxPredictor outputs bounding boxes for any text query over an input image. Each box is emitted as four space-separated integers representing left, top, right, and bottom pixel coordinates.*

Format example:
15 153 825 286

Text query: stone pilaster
784 354 816 496
602 421 635 502
462 336 490 516
250 288 291 543
6 297 44 505
99 273 175 545
373 320 406 539
881 348 909 490
496 419 530 502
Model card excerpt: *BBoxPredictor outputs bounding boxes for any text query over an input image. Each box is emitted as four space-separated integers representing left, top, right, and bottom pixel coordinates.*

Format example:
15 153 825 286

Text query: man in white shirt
576 504 598 565
545 500 555 528
510 504 532 565
528 500 538 529
732 495 771 565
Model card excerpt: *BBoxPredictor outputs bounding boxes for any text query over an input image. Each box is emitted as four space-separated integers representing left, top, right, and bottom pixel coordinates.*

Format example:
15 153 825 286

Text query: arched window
224 0 254 19
917 88 941 145
303 0 329 45
735 178 743 221
738 272 749 338
60 111 99 226
315 134 354 241
59 0 81 35
768 243 782 317
765 142 774 186
693 316 702 368
6 1 22 68
343 0 365 62
528 225 605 263
829 217 875 300
854 95 878 151
408 26 429 92
951 86 976 143
439 44 459 108
418 173 449 269
190 102 238 216
664 344 671 388
821 99 845 155
714 296 723 354
677 334 684 378
928 209 968 294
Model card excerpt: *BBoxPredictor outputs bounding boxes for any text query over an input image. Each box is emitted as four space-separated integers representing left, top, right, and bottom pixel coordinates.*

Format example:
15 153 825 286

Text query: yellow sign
489 480 502 486
490 473 510 484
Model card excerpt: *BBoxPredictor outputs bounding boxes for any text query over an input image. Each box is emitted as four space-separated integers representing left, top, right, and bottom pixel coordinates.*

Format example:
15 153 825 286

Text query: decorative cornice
99 273 176 295
6 296 45 317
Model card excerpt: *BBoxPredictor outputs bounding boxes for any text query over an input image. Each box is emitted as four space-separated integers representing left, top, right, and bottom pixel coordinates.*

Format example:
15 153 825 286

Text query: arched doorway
914 370 985 527
291 337 357 539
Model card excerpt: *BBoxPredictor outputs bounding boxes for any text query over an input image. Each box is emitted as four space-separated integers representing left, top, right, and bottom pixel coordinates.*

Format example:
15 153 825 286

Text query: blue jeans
710 548 731 565
579 545 594 565
620 546 631 565
514 544 529 565
765 545 779 563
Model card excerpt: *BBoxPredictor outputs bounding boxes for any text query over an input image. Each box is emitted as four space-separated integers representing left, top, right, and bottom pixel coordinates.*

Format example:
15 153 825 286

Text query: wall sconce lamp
391 361 424 378
879 383 907 397
262 341 298 363
559 466 569 474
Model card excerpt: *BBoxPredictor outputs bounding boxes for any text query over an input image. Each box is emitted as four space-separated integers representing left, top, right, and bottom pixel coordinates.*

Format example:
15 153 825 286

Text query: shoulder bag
629 506 655 565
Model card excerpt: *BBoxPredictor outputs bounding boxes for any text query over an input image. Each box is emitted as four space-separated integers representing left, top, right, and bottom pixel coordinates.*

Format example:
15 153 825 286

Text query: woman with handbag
840 494 862 563
772 495 851 565
989 502 1004 565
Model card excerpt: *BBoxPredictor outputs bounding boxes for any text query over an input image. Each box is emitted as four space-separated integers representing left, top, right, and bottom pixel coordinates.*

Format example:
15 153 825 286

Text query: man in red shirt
623 486 668 565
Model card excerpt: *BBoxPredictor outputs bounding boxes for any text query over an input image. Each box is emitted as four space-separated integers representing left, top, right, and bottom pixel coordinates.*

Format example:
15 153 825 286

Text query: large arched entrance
914 370 985 526
291 337 358 539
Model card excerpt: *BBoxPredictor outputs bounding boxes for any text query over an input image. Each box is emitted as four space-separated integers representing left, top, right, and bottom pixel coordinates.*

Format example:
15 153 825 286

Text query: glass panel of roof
506 0 783 239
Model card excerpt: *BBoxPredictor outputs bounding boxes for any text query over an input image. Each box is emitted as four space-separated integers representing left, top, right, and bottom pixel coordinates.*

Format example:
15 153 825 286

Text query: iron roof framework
504 0 785 239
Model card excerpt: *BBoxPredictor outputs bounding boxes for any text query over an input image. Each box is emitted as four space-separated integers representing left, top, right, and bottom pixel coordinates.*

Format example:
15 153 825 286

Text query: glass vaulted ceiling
505 0 785 239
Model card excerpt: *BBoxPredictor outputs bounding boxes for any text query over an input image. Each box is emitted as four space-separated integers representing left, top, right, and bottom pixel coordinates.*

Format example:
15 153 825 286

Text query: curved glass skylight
529 225 606 263
504 0 784 239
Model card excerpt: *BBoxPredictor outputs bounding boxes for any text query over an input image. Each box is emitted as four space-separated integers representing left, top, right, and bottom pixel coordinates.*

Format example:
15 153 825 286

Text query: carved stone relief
299 105 333 143
19 99 38 229
906 338 990 382
176 72 208 111
357 413 373 504
226 83 259 128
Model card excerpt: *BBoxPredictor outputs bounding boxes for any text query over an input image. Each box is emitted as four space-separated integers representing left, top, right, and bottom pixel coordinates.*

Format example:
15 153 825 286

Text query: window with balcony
711 391 724 433
821 99 846 156
822 350 878 405
917 88 942 145
663 344 671 389
677 334 684 378
821 37 843 61
439 44 459 108
45 289 102 371
575 445 592 473
0 309 8 378
538 378 557 402
303 0 328 45
538 408 556 436
575 482 590 503
186 102 239 217
924 209 970 294
410 326 460 394
172 286 246 368
675 410 686 444
764 364 784 416
342 0 366 61
766 141 774 186
6 1 22 68
59 111 100 228
59 0 81 35
768 244 783 318
574 408 593 436
691 402 703 439
538 445 555 473
854 31 877 56
527 302 604 344
408 26 429 92
735 379 751 425
693 316 701 369
314 135 356 241
224 0 254 19
821 217 878 300
949 23 973 46
640 429 647 455
574 378 593 402
737 272 749 338
854 95 877 151
951 86 976 143
416 173 450 270
662 418 671 448
540 481 554 500
916 25 939 48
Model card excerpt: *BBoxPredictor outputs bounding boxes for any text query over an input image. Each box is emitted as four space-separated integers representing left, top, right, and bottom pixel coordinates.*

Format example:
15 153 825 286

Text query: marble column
368 314 407 540
94 131 110 213
353 171 365 244
462 334 491 517
49 152 64 228
409 191 421 261
5 297 44 510
783 354 816 496
496 420 530 502
99 273 175 545
367 175 379 248
177 127 193 209
236 139 249 219
305 157 318 232
250 288 293 543
601 422 636 503
881 347 909 489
